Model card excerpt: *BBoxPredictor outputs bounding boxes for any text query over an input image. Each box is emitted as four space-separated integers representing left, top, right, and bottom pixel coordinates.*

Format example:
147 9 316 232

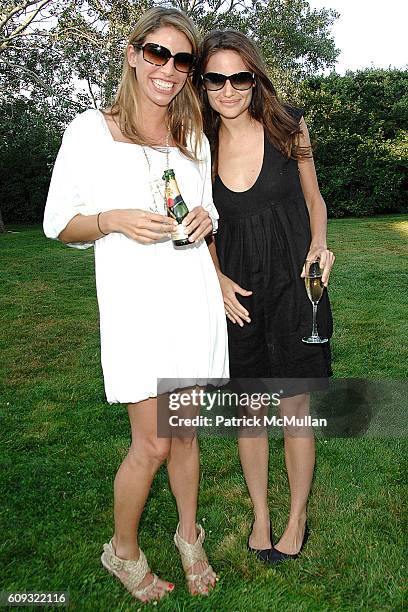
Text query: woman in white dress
43 7 228 603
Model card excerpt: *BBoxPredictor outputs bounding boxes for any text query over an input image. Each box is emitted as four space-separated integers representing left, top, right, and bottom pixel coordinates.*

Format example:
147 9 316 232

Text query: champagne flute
302 260 328 344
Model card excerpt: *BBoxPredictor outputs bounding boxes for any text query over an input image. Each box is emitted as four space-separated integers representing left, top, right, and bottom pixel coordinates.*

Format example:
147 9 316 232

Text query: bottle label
167 193 183 211
172 224 189 242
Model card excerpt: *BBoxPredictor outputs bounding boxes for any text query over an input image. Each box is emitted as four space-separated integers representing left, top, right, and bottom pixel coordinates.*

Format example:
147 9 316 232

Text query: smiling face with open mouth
128 26 192 110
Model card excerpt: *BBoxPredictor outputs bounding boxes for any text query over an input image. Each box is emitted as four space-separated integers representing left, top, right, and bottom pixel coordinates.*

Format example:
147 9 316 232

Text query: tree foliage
250 0 339 89
1 0 339 110
5 4 406 224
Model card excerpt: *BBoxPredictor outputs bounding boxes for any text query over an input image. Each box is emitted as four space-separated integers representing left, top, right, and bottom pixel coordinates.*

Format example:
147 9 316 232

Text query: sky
307 0 407 74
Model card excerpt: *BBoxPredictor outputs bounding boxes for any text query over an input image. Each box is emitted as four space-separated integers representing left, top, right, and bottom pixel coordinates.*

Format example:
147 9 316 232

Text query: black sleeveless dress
213 123 333 380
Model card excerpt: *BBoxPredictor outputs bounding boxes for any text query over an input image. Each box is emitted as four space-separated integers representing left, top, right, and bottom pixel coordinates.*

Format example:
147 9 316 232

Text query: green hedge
299 69 408 217
0 100 60 224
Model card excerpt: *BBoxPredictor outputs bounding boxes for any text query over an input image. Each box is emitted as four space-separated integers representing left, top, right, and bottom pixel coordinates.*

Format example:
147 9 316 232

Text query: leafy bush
0 100 60 224
298 69 408 217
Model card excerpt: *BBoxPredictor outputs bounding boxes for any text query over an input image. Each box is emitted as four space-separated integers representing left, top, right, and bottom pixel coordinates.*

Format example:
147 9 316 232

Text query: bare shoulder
298 116 312 147
299 116 309 132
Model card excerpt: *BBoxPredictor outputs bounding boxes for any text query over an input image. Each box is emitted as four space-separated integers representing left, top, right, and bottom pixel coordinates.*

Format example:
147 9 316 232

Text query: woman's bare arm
298 118 335 285
59 209 177 245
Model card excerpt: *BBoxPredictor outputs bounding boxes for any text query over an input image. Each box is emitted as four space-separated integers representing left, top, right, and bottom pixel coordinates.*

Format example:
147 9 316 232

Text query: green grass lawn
0 216 406 611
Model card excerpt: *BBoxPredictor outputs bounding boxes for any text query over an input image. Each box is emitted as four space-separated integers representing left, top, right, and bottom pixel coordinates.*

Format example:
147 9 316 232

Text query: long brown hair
106 7 202 159
195 30 310 174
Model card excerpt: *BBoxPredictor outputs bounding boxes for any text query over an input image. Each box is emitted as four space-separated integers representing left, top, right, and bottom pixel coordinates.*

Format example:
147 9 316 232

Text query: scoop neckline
216 129 266 195
96 109 178 148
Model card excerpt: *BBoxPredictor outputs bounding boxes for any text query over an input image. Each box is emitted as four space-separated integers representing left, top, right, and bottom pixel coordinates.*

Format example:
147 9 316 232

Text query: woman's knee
279 393 310 419
279 394 314 437
128 437 171 468
170 433 198 450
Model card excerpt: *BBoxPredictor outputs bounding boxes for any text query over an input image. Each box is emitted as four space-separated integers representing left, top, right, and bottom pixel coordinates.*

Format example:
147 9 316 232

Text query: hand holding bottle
182 206 213 243
101 209 177 244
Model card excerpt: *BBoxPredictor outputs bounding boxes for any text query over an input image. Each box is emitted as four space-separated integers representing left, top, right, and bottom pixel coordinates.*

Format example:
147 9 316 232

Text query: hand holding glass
302 261 328 344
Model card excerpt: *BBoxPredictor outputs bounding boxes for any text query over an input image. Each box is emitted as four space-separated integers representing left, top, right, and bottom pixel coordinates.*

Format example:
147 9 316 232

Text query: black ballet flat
268 523 309 564
247 522 274 564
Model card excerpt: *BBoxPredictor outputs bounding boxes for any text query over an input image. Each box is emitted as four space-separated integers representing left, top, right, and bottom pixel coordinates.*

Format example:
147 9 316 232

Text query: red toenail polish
168 584 174 590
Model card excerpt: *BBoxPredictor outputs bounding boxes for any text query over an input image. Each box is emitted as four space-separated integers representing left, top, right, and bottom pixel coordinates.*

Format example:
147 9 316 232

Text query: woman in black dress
196 31 335 563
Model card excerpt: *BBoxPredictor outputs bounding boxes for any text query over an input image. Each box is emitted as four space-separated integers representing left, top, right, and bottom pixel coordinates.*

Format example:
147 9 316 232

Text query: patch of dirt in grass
217 484 247 502
215 530 240 555
11 279 55 294
391 220 408 239
23 419 57 442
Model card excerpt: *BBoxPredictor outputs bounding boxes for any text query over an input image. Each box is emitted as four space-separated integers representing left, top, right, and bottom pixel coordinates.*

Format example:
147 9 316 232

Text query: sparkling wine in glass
302 261 328 344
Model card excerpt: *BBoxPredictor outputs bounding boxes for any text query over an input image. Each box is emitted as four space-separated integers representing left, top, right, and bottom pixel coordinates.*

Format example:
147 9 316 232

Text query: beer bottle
163 169 190 246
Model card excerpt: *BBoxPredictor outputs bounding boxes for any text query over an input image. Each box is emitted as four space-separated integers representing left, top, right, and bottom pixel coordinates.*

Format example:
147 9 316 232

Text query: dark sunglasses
133 42 196 74
202 71 255 91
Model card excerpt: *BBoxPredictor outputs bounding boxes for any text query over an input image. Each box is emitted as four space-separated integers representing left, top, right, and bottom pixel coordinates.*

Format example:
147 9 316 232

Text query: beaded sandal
174 523 216 594
101 539 163 601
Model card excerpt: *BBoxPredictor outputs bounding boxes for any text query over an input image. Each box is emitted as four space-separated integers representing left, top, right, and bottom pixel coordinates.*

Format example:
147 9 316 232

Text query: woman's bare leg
167 393 217 593
274 393 314 554
238 434 272 549
111 398 174 602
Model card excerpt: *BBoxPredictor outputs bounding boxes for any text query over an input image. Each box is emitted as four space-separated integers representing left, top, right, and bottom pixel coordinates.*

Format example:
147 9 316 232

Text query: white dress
43 109 229 403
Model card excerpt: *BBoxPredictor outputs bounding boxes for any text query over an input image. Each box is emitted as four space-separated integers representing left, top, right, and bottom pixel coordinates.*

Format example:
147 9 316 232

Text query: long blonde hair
106 7 202 159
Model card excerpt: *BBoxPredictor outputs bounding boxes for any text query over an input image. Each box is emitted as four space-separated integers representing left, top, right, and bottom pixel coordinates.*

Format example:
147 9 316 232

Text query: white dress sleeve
200 134 219 234
186 131 219 234
43 112 94 249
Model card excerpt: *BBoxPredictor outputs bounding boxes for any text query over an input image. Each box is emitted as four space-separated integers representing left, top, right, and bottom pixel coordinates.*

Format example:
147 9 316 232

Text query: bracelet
97 212 108 236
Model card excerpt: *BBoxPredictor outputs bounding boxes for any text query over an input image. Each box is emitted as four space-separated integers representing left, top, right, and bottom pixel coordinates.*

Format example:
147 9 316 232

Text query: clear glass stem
311 303 319 337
